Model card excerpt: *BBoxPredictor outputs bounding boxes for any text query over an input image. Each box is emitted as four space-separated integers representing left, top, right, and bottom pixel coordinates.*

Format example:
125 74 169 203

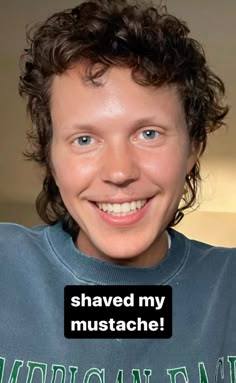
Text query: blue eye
76 136 92 145
141 130 158 139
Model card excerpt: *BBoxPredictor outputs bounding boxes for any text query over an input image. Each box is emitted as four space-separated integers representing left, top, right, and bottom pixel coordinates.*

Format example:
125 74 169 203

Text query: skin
50 65 198 268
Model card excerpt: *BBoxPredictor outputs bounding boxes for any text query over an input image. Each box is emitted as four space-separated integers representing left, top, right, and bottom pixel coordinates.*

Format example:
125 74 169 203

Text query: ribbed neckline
45 222 189 285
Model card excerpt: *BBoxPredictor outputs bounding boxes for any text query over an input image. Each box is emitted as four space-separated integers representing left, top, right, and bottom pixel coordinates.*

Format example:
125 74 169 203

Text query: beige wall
177 211 236 247
0 203 41 227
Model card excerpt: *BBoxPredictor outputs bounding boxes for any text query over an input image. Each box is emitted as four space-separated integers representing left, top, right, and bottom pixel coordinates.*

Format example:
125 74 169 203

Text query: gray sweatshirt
0 222 235 383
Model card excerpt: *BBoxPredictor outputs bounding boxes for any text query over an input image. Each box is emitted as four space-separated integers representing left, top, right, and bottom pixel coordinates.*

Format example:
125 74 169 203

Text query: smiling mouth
95 199 148 216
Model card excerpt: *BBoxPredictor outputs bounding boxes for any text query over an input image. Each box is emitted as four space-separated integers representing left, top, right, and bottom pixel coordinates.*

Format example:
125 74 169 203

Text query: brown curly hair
19 0 228 239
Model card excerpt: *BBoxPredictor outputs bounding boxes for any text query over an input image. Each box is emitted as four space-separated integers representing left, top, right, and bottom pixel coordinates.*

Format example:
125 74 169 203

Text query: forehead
50 64 186 129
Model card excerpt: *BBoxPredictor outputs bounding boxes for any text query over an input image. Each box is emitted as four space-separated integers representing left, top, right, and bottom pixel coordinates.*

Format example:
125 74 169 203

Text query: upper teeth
96 200 147 215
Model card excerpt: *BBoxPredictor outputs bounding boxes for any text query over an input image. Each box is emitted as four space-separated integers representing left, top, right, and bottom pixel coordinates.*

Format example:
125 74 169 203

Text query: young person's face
50 65 198 267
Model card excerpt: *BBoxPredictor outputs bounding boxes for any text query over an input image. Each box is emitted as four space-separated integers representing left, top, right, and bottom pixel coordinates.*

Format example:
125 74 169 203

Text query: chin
90 234 162 267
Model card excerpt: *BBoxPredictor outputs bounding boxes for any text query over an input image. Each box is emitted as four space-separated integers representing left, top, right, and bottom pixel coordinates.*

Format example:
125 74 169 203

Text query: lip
91 197 154 227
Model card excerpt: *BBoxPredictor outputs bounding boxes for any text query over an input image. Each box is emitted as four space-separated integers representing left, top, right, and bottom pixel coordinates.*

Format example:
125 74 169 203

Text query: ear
186 140 200 174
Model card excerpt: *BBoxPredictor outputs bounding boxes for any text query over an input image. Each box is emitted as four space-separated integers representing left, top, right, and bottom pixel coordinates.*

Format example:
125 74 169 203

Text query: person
0 0 235 382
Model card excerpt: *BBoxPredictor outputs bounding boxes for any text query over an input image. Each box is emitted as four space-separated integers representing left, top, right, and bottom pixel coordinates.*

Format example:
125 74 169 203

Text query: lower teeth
99 205 147 215
105 210 139 216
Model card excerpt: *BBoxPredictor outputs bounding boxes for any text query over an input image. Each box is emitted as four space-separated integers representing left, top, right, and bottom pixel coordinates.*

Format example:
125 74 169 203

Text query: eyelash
74 136 94 146
139 130 159 140
72 129 160 147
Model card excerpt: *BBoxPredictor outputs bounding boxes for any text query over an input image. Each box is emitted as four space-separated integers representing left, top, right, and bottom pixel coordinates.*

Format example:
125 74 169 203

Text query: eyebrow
64 116 166 133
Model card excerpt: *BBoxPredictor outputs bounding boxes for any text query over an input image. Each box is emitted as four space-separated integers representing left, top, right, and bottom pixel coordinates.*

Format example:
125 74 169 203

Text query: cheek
51 151 97 195
141 147 188 189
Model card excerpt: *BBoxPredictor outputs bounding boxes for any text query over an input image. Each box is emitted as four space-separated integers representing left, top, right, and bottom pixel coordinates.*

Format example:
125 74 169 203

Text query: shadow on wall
0 203 42 227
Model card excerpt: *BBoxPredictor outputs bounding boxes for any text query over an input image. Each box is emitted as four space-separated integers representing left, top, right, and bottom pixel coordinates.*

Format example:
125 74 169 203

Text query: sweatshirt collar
46 222 189 285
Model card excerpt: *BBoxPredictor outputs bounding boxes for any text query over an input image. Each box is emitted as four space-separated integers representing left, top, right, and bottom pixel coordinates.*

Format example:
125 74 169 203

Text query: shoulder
170 228 236 275
0 222 56 263
170 228 236 254
0 221 70 258
0 222 47 247
188 234 236 257
0 222 67 282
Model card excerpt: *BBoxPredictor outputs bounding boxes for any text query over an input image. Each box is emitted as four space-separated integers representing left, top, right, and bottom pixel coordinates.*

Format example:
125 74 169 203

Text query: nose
100 142 140 186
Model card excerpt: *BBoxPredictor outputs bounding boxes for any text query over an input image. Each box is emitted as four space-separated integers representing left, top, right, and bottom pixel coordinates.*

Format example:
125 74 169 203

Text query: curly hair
19 0 228 239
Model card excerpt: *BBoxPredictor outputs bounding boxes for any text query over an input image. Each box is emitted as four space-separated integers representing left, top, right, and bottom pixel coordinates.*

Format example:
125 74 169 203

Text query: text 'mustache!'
64 285 172 338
